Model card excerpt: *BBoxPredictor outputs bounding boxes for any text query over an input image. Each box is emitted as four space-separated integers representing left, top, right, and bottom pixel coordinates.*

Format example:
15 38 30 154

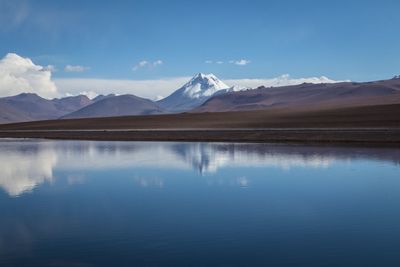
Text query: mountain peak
16 92 39 97
192 72 216 80
157 73 230 112
10 92 42 101
193 72 206 79
191 73 220 83
182 73 229 99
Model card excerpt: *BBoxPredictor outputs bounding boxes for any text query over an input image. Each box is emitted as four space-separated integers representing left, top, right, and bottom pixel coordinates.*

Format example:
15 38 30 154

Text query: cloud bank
225 74 349 89
55 77 190 100
55 74 348 100
0 53 349 100
0 53 58 98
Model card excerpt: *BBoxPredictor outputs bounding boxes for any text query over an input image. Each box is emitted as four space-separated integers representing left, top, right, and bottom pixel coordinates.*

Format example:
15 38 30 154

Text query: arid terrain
1 75 400 143
1 102 399 143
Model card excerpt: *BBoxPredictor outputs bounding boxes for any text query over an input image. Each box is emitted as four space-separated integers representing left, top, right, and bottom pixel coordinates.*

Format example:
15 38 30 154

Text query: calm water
1 140 400 267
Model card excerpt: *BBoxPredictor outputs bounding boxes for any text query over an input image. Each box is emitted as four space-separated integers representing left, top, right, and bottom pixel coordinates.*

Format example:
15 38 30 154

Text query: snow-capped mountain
157 73 347 113
157 73 231 112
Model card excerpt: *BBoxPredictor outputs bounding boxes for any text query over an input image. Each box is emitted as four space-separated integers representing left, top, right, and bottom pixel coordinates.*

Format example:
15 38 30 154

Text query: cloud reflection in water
0 140 399 196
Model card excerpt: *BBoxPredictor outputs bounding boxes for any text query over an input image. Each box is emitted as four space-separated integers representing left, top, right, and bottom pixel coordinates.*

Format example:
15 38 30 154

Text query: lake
1 139 400 266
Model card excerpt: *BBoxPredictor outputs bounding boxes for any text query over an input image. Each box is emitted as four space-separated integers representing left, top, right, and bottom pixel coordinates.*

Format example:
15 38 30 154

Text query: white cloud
79 90 98 99
0 53 58 98
230 59 251 66
65 90 98 99
205 60 224 64
132 59 163 71
43 64 57 72
132 60 149 71
153 60 163 66
64 64 90 72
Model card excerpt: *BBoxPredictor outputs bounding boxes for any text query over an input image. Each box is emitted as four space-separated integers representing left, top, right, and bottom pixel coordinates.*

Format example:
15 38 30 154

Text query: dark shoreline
1 103 399 145
1 128 399 145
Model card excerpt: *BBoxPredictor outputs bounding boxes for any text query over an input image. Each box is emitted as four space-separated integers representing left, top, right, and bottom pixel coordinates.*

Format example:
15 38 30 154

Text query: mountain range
0 93 92 123
195 77 400 113
62 94 164 119
0 73 400 124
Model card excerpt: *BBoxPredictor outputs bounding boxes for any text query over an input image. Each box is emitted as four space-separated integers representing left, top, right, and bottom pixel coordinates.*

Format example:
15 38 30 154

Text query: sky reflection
1 140 400 266
0 140 399 197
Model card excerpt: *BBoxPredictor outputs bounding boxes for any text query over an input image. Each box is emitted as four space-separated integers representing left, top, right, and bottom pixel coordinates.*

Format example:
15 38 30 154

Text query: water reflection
1 139 400 266
0 141 57 196
0 139 399 197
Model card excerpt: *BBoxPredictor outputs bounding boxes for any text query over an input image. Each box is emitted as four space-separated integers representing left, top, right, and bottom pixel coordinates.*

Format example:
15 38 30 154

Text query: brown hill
53 95 93 114
1 102 399 131
61 94 164 119
0 101 32 123
0 93 92 123
194 78 400 113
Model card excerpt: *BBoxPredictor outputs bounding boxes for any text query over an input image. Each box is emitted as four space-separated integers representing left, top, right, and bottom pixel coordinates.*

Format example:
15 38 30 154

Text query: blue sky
1 0 399 81
0 0 399 98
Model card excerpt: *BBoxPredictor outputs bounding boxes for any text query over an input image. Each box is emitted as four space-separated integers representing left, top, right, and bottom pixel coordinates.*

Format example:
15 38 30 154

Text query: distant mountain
53 95 92 114
158 73 233 112
0 93 93 123
61 94 164 119
3 74 400 124
92 94 116 102
0 92 164 123
0 93 66 121
157 73 351 113
194 78 400 113
0 101 32 123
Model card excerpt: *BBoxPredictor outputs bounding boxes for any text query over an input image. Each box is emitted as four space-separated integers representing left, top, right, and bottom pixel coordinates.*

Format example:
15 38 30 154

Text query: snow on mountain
224 74 349 89
157 73 349 113
157 73 230 112
182 73 229 98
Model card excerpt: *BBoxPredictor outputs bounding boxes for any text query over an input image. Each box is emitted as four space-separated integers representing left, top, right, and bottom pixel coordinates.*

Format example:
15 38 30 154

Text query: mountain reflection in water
0 139 399 197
